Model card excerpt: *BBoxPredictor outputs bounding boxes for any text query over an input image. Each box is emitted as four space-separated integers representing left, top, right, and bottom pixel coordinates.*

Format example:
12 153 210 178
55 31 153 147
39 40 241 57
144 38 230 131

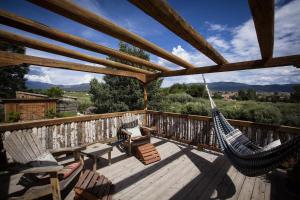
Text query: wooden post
50 172 62 200
143 83 148 126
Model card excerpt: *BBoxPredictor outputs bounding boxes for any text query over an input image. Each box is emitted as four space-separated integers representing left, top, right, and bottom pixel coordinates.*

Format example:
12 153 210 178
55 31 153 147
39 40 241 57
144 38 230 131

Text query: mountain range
26 81 296 93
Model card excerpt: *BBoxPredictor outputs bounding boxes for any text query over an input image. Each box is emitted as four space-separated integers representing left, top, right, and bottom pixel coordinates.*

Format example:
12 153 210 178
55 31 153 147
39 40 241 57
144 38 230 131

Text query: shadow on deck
0 137 298 200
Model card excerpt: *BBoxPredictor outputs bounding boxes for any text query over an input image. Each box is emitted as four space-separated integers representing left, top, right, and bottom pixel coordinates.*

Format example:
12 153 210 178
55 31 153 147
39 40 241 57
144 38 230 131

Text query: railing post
143 83 148 126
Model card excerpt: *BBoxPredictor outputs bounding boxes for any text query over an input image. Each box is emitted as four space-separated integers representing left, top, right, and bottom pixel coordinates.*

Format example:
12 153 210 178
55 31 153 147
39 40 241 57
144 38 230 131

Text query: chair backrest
3 131 57 165
120 113 139 129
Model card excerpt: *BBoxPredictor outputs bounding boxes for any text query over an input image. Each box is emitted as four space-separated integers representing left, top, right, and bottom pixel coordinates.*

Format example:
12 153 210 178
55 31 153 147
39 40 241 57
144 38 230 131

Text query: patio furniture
74 170 114 200
2 131 84 200
81 143 113 172
136 143 161 165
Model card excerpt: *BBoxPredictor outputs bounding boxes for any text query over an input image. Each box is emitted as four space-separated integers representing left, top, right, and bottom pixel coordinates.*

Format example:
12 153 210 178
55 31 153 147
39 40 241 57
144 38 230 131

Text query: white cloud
205 22 229 32
207 36 230 51
162 0 300 86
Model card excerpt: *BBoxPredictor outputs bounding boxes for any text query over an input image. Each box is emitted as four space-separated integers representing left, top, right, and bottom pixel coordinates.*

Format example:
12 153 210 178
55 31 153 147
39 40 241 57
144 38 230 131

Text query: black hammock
202 75 300 177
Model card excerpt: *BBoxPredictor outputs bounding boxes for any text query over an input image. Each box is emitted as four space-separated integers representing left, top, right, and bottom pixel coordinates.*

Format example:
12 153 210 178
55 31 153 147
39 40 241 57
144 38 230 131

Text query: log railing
0 110 145 151
0 109 299 157
146 110 300 148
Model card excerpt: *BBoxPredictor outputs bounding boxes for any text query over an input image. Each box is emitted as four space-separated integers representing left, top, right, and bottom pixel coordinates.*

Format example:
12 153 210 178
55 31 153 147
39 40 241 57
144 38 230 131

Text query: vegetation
89 42 162 113
0 41 29 98
7 112 20 123
45 87 64 98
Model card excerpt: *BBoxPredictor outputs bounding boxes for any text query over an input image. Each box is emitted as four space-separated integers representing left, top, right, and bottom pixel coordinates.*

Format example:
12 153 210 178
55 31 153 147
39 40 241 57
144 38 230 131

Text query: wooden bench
136 143 161 165
74 170 114 200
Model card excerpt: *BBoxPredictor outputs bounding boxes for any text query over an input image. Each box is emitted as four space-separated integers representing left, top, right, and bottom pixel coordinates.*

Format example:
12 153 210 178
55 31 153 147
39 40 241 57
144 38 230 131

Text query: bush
45 108 56 119
78 101 92 113
181 102 210 116
8 112 20 122
166 93 193 104
240 104 282 124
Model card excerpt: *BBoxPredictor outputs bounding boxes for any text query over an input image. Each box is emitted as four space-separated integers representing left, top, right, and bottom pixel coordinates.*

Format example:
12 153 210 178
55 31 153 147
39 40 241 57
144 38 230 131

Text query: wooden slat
249 0 274 60
0 30 154 74
130 0 227 65
0 9 170 72
0 51 148 82
157 54 300 77
27 0 195 69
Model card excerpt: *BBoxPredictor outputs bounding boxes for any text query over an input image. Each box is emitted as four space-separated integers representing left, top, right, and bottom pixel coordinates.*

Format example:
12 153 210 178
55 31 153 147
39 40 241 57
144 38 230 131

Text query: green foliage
0 41 29 98
165 93 193 104
213 92 223 99
181 102 210 116
290 84 300 103
169 83 188 94
90 42 162 113
45 108 56 119
56 112 77 118
236 89 256 100
186 84 205 97
45 87 64 98
7 112 20 123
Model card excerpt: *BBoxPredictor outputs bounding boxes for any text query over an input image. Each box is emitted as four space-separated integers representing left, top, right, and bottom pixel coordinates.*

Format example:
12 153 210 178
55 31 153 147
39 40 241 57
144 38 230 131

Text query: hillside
26 80 296 92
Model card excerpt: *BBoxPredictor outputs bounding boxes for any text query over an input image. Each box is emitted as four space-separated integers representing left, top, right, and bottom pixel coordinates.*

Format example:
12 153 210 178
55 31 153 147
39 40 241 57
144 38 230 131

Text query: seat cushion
60 161 81 179
126 126 142 137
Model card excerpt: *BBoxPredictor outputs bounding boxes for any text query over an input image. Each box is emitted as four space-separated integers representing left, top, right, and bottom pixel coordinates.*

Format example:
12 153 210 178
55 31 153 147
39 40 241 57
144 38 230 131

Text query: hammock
202 75 300 176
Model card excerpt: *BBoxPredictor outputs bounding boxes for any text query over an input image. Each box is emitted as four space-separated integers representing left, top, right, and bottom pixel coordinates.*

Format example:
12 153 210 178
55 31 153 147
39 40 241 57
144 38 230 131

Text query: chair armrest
140 126 154 136
50 146 86 155
20 165 64 174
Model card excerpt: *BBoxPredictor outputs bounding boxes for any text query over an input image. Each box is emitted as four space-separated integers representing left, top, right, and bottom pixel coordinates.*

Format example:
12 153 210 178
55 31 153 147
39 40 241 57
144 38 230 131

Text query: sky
0 0 300 87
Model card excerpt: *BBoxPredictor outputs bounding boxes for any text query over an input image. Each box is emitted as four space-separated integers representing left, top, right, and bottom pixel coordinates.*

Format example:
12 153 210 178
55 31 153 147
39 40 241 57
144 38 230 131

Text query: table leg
93 157 97 172
108 151 111 166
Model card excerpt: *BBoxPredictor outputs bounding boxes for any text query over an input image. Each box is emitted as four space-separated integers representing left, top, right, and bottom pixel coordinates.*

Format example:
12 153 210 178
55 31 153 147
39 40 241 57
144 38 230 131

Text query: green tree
45 87 64 98
90 42 163 113
0 41 29 98
186 84 205 97
290 84 300 103
236 89 256 100
169 83 188 94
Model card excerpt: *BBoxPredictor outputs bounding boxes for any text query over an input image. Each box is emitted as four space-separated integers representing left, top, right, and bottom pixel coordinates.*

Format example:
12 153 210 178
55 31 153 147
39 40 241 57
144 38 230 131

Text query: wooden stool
74 170 114 200
136 143 161 165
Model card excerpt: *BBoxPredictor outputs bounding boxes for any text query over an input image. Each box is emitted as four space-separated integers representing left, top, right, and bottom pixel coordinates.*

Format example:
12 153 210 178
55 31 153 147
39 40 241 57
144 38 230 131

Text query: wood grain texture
249 0 274 60
0 29 154 74
0 9 170 72
158 54 300 77
27 0 195 69
130 0 227 65
0 51 148 82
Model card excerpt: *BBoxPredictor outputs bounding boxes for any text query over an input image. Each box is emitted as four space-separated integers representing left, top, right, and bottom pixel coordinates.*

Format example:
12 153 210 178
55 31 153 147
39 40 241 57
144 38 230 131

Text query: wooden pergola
0 0 299 111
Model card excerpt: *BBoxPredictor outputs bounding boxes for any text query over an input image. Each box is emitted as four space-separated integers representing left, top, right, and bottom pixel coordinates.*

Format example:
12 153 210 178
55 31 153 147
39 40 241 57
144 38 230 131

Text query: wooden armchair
119 114 154 155
2 131 84 200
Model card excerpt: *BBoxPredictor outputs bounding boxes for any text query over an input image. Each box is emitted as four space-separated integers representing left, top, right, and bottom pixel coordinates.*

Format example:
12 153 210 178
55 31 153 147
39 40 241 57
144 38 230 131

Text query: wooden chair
119 113 153 156
2 131 84 200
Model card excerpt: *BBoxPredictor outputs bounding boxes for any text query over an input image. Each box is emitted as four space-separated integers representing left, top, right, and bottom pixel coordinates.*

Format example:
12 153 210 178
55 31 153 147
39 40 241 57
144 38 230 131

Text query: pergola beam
0 9 170 72
249 0 274 60
27 0 195 69
0 29 153 75
129 0 227 65
0 51 147 82
157 54 300 78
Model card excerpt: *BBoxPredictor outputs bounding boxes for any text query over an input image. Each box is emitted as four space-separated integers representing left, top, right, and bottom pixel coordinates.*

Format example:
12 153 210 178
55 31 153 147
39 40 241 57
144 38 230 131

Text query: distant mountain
26 81 90 91
26 80 296 93
206 82 296 92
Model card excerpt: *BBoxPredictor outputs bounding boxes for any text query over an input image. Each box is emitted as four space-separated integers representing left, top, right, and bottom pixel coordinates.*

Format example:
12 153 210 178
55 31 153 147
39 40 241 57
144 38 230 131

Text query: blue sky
1 0 300 86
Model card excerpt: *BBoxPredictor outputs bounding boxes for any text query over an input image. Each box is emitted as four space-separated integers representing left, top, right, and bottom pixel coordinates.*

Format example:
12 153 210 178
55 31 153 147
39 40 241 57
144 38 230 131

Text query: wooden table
81 143 113 172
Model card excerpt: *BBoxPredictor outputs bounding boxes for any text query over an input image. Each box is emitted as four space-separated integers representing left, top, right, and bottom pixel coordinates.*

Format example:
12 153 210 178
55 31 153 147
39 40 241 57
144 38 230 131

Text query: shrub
8 111 20 122
166 93 193 104
45 108 56 119
240 104 282 124
181 102 210 116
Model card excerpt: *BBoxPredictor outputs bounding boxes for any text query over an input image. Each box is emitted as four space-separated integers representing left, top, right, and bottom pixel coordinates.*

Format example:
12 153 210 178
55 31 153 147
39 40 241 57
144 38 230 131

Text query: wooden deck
65 137 273 200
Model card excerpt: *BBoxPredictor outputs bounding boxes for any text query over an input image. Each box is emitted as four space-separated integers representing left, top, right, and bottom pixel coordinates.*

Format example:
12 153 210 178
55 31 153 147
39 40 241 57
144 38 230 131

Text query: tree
290 84 300 102
186 84 205 97
169 83 188 94
236 89 256 100
89 41 163 113
0 41 29 98
45 87 64 98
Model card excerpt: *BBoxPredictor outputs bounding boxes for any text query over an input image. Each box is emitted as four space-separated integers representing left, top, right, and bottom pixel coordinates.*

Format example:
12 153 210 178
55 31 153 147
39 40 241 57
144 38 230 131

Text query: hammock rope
202 75 300 176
